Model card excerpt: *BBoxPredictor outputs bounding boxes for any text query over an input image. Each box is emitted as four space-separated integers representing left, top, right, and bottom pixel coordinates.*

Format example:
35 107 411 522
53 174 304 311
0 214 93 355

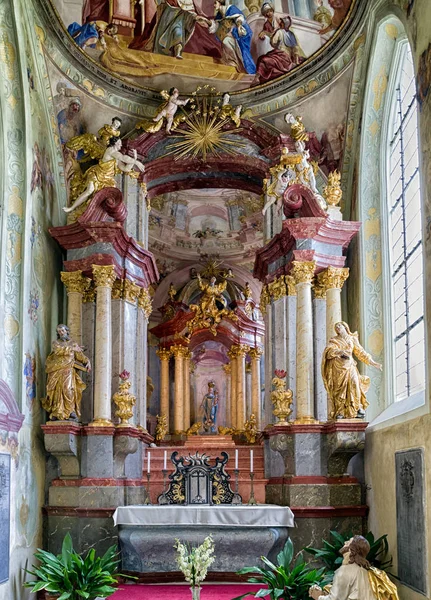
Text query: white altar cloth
113 504 294 528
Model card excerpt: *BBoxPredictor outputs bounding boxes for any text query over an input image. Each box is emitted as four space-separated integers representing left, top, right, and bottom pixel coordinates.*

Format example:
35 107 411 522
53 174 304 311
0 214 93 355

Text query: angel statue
262 164 296 216
219 93 252 128
136 88 190 135
41 324 91 421
322 322 382 420
284 113 309 143
189 274 236 336
64 136 145 215
295 141 326 210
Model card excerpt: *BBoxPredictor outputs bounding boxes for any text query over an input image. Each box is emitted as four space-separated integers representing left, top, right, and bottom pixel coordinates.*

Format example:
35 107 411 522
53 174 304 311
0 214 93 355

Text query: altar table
114 504 294 575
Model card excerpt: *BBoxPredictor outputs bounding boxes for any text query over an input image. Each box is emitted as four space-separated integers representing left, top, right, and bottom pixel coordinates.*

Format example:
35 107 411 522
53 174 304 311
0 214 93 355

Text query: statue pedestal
263 422 367 550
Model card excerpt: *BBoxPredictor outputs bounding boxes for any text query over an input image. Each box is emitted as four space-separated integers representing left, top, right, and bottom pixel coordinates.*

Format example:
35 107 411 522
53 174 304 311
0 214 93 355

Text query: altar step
146 440 267 504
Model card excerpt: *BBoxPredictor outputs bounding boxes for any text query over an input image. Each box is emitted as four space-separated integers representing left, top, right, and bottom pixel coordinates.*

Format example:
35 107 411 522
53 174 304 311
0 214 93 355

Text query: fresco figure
67 21 99 49
206 0 256 74
259 3 278 39
320 0 350 34
129 0 222 60
82 0 109 24
57 99 85 145
313 0 333 29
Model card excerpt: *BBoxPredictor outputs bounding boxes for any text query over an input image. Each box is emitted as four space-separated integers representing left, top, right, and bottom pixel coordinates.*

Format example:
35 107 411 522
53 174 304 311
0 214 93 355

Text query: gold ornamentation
170 344 189 358
123 279 141 304
230 344 250 358
172 474 185 502
290 261 316 285
186 422 202 435
271 377 293 425
244 413 258 443
88 418 113 427
155 414 168 441
285 275 296 297
313 283 327 299
83 284 96 303
249 348 263 360
92 264 116 288
136 89 189 134
165 89 248 161
322 322 382 420
138 287 152 318
323 170 343 206
268 276 287 302
222 364 231 375
113 374 136 426
168 282 177 301
259 284 270 315
218 425 240 435
285 114 309 143
189 273 237 336
317 266 349 291
41 324 91 421
60 271 91 294
156 347 171 361
111 279 123 300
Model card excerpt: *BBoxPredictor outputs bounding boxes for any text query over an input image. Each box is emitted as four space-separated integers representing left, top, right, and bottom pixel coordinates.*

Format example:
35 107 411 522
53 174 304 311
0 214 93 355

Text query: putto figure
309 536 399 600
42 324 91 421
137 88 190 134
322 322 382 420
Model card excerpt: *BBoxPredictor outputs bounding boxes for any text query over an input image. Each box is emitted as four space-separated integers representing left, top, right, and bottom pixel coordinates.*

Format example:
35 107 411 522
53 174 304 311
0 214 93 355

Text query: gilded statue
189 274 236 336
136 88 190 134
168 282 177 302
155 414 168 441
284 113 309 143
186 422 202 435
64 136 145 215
219 93 252 128
113 371 136 426
42 324 91 421
322 322 382 420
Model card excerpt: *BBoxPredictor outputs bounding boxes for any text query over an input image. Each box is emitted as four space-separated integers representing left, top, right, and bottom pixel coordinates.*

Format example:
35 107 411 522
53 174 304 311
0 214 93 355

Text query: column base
293 416 319 425
88 418 113 427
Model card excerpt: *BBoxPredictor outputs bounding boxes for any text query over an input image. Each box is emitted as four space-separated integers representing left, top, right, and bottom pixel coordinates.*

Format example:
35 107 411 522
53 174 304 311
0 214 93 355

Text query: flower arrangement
174 536 215 598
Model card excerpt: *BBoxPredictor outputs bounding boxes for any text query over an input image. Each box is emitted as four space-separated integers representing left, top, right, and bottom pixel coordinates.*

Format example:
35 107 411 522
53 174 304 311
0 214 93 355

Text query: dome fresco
47 0 356 93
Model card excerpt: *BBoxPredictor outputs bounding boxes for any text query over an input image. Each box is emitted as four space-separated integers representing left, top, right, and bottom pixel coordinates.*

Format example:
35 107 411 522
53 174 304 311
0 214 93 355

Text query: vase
190 586 201 600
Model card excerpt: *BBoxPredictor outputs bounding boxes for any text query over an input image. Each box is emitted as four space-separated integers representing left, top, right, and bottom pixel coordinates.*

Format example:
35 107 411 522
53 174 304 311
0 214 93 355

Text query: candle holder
144 472 152 505
158 469 170 505
232 468 242 505
248 472 257 505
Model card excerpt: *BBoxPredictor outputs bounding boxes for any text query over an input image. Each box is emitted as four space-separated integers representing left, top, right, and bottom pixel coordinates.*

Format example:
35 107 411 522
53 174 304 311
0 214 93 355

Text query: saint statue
42 324 91 421
201 381 218 433
321 322 382 420
309 536 399 600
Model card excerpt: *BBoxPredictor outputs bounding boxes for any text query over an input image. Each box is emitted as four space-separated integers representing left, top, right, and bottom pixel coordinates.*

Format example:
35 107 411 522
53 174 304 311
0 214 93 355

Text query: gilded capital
290 261 315 285
138 287 152 318
317 266 349 291
83 285 96 303
249 347 263 360
268 275 287 302
156 347 171 361
231 343 250 357
111 279 123 300
313 282 326 299
259 285 270 315
285 275 296 296
61 271 91 294
170 344 189 358
223 363 232 375
92 264 116 288
123 278 141 304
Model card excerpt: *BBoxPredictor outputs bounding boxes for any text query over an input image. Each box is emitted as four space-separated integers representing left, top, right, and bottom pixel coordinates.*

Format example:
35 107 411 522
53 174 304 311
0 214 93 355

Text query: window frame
380 37 426 406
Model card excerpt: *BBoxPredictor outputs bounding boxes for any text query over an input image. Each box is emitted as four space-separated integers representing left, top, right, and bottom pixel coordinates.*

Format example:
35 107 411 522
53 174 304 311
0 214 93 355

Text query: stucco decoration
42 0 357 92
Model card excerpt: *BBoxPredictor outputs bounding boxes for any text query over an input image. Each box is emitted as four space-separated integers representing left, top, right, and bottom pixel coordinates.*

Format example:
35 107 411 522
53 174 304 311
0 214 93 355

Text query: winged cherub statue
136 88 191 134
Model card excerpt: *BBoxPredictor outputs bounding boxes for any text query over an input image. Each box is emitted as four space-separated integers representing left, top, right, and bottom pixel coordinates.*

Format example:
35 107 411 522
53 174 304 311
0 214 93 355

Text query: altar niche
158 451 238 505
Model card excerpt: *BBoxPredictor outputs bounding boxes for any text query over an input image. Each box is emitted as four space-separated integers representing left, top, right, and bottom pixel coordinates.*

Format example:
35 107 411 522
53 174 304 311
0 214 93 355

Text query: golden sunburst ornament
166 86 246 161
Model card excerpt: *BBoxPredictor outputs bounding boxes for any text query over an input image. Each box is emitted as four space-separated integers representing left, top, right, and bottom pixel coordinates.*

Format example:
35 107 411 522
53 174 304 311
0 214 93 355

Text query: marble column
291 261 317 424
137 287 152 430
313 284 327 422
317 266 349 341
222 363 231 429
183 349 191 431
235 344 250 429
91 264 116 426
285 276 297 417
171 345 186 433
227 349 238 428
60 271 90 346
249 348 263 430
156 348 171 431
245 362 252 420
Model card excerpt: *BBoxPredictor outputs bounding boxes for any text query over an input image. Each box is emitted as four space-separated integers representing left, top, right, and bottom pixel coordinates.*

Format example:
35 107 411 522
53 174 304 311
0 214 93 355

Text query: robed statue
201 381 218 433
322 322 382 420
42 324 91 421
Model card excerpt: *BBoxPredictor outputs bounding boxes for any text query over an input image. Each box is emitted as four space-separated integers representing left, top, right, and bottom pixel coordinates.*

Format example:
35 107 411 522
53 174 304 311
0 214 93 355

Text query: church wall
0 0 64 597
359 2 431 598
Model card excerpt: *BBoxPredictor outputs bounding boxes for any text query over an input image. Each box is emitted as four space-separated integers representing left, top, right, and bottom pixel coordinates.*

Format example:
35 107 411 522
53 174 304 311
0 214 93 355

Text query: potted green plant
24 532 124 600
304 530 393 579
232 538 332 600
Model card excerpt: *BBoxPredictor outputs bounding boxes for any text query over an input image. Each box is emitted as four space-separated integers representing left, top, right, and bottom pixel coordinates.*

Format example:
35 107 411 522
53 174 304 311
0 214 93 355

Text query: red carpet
112 584 264 599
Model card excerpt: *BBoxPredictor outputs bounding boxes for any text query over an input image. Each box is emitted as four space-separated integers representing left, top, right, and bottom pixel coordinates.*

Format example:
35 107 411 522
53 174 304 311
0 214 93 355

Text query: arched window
386 44 425 401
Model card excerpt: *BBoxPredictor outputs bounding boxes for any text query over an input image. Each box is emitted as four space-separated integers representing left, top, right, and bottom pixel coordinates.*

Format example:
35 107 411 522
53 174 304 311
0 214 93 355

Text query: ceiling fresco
50 0 356 93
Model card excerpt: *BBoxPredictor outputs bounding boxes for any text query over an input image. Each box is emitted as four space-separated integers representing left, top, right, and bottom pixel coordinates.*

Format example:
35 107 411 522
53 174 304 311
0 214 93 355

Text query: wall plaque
395 448 427 594
0 453 11 584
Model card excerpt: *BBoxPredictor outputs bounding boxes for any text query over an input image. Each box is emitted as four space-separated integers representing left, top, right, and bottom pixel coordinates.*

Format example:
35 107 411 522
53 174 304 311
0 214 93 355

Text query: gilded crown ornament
113 371 136 426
